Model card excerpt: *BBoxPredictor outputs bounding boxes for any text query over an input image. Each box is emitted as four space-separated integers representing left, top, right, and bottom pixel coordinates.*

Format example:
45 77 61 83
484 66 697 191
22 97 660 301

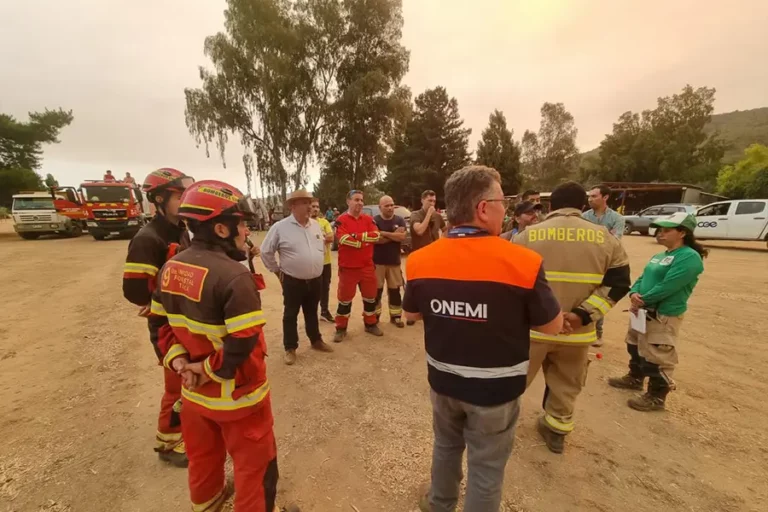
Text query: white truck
11 191 87 240
649 199 768 247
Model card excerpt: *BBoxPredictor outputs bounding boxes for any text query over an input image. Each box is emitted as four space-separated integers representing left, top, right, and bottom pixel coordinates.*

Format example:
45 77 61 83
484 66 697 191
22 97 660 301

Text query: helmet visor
168 176 195 191
236 196 258 219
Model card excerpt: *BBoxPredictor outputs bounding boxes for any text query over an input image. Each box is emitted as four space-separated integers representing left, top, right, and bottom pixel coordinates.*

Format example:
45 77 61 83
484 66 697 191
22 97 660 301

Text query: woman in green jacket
608 212 708 411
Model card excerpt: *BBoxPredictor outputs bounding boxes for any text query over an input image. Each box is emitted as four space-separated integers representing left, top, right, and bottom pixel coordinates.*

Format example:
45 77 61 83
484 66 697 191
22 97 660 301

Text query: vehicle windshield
82 186 131 203
13 197 55 210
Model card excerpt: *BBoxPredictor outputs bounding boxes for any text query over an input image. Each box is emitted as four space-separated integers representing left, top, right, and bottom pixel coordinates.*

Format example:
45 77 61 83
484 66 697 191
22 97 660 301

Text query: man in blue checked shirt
583 184 625 347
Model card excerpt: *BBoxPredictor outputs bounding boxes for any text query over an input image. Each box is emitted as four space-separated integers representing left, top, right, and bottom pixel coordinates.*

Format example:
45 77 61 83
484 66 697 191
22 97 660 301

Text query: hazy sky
2 0 767 194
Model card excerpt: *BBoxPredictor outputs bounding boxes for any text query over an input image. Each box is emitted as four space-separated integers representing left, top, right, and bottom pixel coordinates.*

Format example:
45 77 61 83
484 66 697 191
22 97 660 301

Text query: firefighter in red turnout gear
150 180 299 512
123 167 194 468
333 190 383 343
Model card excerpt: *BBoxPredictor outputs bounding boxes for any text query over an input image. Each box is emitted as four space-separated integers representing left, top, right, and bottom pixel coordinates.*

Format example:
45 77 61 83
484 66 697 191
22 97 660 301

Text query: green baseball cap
650 212 697 232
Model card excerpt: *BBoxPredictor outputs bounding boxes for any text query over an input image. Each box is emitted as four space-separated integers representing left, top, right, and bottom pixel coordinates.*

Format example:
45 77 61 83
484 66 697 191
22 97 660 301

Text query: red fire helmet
178 180 257 222
142 168 194 200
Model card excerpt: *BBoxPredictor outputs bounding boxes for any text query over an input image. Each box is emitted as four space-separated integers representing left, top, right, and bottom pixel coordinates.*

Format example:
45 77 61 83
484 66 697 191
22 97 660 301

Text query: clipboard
630 309 647 334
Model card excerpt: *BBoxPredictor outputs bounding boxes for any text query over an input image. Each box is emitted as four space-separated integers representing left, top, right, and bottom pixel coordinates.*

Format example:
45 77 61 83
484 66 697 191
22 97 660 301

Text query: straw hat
285 190 314 205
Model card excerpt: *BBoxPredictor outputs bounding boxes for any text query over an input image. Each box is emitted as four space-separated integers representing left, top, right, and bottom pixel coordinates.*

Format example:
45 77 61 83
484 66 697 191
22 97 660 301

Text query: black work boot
608 373 645 390
157 443 189 468
628 382 669 412
537 417 565 454
365 324 384 337
333 329 347 343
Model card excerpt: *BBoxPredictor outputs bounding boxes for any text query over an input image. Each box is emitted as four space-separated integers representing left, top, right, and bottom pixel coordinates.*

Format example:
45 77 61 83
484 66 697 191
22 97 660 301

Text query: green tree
385 86 471 207
185 0 345 199
594 85 726 188
716 144 768 199
0 108 73 207
320 0 410 190
0 168 44 208
476 109 521 195
521 102 579 189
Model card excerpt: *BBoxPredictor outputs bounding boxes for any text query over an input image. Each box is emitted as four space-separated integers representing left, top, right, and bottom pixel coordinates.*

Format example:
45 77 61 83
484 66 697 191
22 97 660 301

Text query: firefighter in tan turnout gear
516 182 631 453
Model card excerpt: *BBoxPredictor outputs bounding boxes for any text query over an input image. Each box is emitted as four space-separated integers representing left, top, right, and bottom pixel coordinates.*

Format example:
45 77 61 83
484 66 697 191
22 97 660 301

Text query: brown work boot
608 373 644 390
365 324 384 337
537 417 565 454
333 329 346 343
311 340 334 353
391 318 405 328
406 320 415 326
157 441 189 468
628 389 668 412
416 482 431 512
284 350 297 365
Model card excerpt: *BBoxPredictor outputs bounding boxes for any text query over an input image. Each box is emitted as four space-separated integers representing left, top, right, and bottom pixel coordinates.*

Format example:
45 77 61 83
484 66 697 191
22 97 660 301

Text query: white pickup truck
649 199 768 247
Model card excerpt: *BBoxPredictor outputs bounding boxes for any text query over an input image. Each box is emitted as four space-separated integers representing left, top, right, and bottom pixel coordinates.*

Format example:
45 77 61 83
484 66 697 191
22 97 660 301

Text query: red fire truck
79 180 151 240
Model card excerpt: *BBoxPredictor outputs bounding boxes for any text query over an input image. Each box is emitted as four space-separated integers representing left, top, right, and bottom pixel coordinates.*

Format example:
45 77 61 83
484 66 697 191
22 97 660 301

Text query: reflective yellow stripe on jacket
545 271 603 284
530 330 598 344
124 262 159 276
182 380 270 411
225 311 266 334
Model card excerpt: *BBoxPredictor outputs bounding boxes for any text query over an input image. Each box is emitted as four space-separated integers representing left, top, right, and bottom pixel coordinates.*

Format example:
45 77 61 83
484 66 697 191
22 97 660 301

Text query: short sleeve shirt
410 209 445 251
317 217 333 265
373 214 406 266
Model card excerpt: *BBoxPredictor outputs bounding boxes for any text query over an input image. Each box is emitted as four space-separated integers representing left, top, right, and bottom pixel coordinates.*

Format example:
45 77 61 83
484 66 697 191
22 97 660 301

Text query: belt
283 272 322 283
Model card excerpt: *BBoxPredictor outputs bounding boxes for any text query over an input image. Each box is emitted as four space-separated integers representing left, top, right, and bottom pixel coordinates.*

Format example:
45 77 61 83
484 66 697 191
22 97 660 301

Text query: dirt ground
1 219 767 512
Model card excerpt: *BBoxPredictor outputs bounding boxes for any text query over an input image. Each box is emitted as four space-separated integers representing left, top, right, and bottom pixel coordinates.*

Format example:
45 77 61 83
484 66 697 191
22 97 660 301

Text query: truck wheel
19 232 41 240
67 225 83 238
623 223 633 235
91 232 107 241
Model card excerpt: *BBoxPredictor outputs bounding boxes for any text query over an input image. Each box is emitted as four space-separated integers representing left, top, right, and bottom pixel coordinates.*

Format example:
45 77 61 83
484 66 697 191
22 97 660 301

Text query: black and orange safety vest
403 227 561 406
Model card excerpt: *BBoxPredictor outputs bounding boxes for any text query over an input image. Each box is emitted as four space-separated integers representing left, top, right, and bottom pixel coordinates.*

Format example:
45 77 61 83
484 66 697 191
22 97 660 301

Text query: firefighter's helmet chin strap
189 217 246 262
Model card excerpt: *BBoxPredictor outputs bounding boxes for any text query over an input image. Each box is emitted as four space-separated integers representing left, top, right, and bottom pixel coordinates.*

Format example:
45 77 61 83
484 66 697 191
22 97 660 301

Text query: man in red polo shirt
333 190 383 342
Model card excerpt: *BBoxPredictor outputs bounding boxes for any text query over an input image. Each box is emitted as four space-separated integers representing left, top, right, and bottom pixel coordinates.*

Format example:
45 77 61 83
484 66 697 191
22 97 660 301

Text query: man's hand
275 270 284 283
171 356 189 374
426 206 435 217
561 312 584 334
183 361 211 390
630 293 644 308
171 357 199 389
395 226 406 233
248 244 261 260
138 305 151 317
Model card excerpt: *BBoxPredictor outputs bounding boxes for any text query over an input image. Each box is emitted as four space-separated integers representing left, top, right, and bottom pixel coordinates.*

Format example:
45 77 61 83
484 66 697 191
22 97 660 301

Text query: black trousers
320 263 332 314
282 273 322 350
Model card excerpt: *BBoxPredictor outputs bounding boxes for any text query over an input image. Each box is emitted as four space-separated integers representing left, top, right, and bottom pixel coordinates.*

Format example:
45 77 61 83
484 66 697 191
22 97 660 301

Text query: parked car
331 205 413 253
648 199 768 246
623 204 697 235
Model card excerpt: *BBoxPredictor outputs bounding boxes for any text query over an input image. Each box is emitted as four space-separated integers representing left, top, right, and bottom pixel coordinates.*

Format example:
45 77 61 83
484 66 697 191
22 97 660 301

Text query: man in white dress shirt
261 190 334 365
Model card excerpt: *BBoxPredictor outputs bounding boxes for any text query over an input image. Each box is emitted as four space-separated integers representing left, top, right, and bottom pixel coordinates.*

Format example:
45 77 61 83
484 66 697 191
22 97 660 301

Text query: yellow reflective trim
545 413 574 433
150 299 167 316
124 262 159 276
225 311 266 333
530 330 597 344
203 357 227 384
182 380 270 411
586 295 611 315
163 344 189 370
207 335 223 350
155 431 182 442
180 203 214 211
545 271 603 284
362 232 380 242
167 314 227 336
339 234 362 248
192 487 226 512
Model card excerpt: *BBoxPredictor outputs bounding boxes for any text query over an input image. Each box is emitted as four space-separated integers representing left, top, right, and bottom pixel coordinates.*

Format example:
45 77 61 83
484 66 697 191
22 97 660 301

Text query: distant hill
581 107 768 164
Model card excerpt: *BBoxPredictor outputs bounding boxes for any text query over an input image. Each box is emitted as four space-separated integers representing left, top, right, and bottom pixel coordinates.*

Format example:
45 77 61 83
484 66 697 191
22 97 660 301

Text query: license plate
110 231 120 235
32 224 43 229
